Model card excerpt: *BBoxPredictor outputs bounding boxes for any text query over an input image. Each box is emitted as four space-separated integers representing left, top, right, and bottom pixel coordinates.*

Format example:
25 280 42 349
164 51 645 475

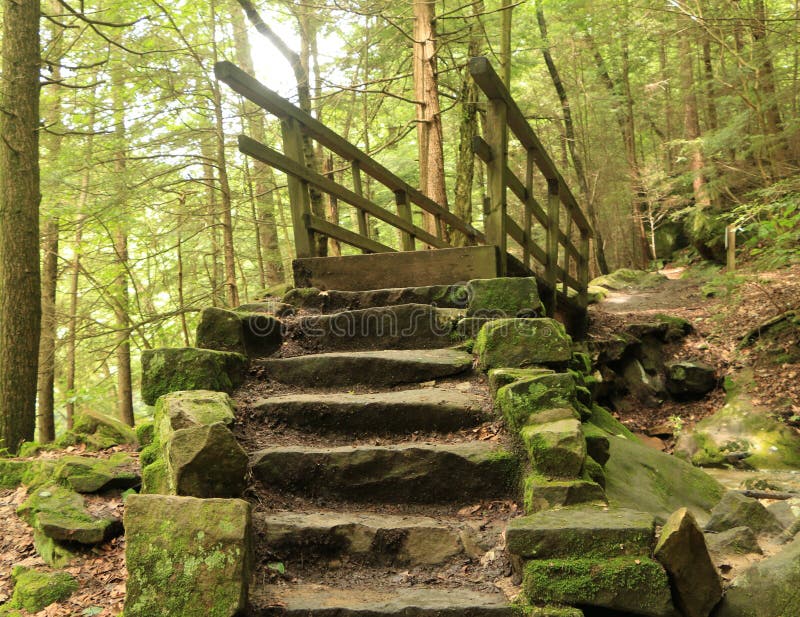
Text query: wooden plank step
292 246 500 292
249 442 519 504
250 584 514 617
257 510 478 566
253 388 485 434
254 349 473 388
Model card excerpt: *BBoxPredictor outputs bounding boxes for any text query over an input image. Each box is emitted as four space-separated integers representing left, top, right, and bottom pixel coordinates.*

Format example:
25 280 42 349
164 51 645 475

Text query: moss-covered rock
143 391 247 498
587 404 636 440
674 391 800 470
582 456 606 487
705 526 762 556
135 421 155 448
487 367 554 396
590 268 667 291
7 566 78 612
520 418 586 479
600 431 725 525
475 318 572 370
140 347 248 406
0 459 29 489
52 453 139 493
466 277 543 318
235 300 295 317
665 360 718 400
523 473 606 513
714 533 800 617
523 556 675 617
507 506 655 560
455 317 494 339
496 373 578 432
17 484 122 547
124 494 252 617
196 307 247 354
705 491 783 536
56 409 138 451
582 423 611 466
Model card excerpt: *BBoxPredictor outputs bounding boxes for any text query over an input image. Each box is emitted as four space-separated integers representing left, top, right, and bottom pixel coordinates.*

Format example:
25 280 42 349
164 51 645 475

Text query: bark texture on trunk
0 0 42 453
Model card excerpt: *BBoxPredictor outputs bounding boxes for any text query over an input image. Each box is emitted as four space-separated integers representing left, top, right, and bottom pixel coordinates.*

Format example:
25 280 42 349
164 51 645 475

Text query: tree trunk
752 0 785 175
413 0 449 241
500 0 513 88
452 1 484 247
537 2 610 274
37 0 63 443
0 0 41 453
111 53 135 427
230 1 286 285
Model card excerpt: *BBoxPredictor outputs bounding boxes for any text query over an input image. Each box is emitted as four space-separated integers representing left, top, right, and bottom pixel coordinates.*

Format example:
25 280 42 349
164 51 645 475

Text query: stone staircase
131 276 730 617
239 288 520 617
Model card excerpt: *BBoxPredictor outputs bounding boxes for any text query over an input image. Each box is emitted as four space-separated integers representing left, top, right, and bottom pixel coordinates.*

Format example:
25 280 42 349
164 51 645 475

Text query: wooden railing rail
215 61 485 257
469 56 592 313
215 57 592 316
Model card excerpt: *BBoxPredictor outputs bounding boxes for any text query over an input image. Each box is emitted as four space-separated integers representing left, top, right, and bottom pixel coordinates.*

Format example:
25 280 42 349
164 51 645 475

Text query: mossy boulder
496 373 578 431
466 277 543 318
487 367 553 396
144 391 247 498
590 268 667 291
52 453 139 493
523 556 675 617
523 473 606 513
136 421 155 448
665 360 718 400
507 506 655 559
124 494 252 617
704 491 783 536
475 318 572 370
714 533 800 617
520 417 586 479
141 347 248 406
705 526 762 556
599 431 725 525
0 459 29 489
654 508 722 617
6 566 78 612
56 409 138 451
674 393 800 470
196 307 247 354
17 484 122 547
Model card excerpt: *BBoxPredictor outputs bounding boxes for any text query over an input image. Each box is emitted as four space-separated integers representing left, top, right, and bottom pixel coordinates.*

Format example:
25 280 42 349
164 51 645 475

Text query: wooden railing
469 57 592 313
215 56 592 313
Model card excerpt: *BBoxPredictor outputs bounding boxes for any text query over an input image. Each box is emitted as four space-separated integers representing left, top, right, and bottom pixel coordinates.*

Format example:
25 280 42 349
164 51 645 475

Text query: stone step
257 510 476 566
284 285 467 314
291 304 459 352
250 442 519 503
250 584 514 617
255 349 473 388
252 388 485 434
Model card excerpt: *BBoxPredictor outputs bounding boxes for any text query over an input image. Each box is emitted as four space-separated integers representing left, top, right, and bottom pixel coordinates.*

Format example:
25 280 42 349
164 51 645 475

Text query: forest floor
589 262 800 443
1 261 798 616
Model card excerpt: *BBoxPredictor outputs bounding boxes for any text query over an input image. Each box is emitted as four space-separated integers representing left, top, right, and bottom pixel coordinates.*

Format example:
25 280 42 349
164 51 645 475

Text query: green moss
8 566 78 612
520 419 586 479
466 277 543 317
497 374 578 432
56 409 138 451
142 459 170 494
140 348 248 406
475 318 572 371
0 459 29 489
523 557 673 616
587 404 636 440
582 456 605 488
52 453 138 493
523 472 606 513
590 269 667 291
140 442 160 468
136 422 155 448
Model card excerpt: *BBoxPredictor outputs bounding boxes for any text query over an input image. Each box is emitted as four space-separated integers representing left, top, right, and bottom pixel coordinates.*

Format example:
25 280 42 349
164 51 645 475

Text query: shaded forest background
3 0 799 441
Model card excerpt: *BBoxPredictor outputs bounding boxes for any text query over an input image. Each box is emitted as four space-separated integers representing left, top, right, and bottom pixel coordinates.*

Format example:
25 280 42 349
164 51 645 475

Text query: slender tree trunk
201 137 223 307
111 55 134 427
752 0 785 175
413 0 449 240
0 0 41 453
37 0 63 443
680 20 711 210
230 2 285 284
500 0 513 88
453 0 484 247
537 2 610 273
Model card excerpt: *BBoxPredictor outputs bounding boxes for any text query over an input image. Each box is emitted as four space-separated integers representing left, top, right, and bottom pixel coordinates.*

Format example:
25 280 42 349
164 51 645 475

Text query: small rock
666 360 718 400
7 566 78 613
705 491 784 536
654 507 722 617
705 526 762 556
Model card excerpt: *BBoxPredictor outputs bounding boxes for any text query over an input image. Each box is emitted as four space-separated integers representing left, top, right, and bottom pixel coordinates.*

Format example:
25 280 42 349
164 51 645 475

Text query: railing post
394 190 416 251
523 151 534 270
545 179 560 316
350 160 370 251
484 96 508 275
578 229 590 310
281 117 316 258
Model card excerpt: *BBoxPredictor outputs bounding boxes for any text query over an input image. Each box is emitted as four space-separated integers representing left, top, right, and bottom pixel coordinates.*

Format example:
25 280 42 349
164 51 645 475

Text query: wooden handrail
215 61 484 243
